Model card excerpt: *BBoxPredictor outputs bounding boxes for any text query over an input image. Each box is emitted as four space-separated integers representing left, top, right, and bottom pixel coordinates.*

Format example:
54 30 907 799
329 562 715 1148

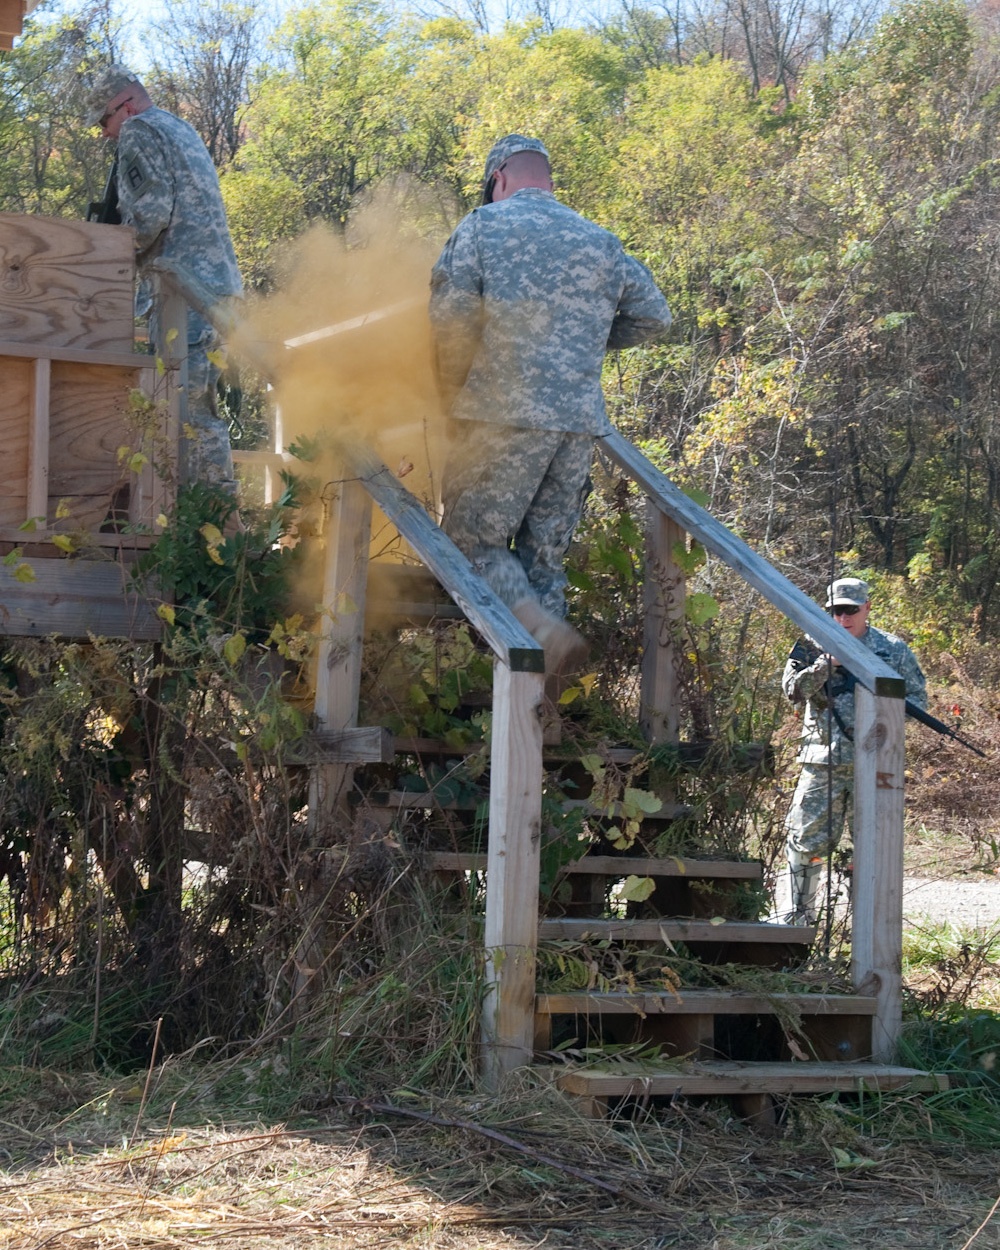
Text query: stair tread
429 851 759 878
536 989 877 1015
555 1059 948 1096
539 917 815 944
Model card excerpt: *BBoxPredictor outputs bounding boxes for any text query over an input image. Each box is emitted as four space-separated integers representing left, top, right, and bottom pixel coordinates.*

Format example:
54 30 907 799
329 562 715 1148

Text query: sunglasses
98 99 130 129
829 604 863 616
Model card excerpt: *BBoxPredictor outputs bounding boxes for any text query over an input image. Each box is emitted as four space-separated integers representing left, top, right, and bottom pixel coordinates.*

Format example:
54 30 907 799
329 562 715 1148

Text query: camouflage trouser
785 762 853 859
150 304 237 496
177 310 237 496
441 420 592 616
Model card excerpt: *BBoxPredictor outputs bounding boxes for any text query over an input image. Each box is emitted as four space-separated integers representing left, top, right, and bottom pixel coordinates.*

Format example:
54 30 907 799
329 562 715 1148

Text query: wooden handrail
600 430 905 699
339 440 544 673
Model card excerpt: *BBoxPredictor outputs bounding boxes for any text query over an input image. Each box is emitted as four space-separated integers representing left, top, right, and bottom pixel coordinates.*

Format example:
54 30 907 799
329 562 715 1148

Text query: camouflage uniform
783 623 927 917
430 174 671 615
116 107 243 493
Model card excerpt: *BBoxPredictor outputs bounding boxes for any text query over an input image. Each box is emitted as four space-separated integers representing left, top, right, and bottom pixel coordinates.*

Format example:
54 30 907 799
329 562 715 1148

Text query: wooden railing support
851 685 906 1059
641 503 684 745
482 661 545 1087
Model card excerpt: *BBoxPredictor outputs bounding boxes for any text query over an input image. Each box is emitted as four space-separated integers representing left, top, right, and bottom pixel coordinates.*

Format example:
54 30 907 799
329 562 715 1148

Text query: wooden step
429 852 759 879
538 918 814 945
535 990 876 1017
554 1060 948 1117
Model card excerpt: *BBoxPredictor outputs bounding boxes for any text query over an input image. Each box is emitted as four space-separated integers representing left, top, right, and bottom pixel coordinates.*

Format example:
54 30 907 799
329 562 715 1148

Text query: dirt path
903 875 1000 932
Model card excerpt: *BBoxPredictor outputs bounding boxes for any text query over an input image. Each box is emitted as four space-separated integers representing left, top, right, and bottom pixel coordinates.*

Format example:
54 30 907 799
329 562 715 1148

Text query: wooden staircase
352 711 944 1120
303 432 946 1119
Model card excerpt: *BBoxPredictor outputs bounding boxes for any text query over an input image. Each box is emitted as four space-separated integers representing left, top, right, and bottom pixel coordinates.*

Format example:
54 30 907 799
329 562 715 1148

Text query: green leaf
618 874 656 902
685 592 720 626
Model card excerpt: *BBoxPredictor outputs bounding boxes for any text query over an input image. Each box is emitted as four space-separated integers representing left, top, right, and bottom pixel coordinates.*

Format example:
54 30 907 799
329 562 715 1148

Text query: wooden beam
26 356 49 524
851 685 906 1061
0 1 25 38
0 340 146 369
641 504 684 744
481 662 545 1086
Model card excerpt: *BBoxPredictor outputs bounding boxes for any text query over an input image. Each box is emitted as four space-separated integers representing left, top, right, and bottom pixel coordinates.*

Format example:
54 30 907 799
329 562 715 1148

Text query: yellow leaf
183 423 198 442
128 453 148 474
155 513 169 529
334 592 357 616
558 685 581 706
18 516 42 532
165 327 179 345
156 604 176 625
199 523 223 545
709 916 727 926
116 445 132 464
579 671 598 696
51 535 75 554
156 357 165 376
223 633 247 666
13 563 36 583
206 348 228 370
206 545 224 566
55 499 73 519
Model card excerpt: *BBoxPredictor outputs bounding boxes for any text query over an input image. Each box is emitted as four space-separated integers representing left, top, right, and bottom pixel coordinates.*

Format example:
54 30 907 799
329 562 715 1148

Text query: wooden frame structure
0 210 911 1083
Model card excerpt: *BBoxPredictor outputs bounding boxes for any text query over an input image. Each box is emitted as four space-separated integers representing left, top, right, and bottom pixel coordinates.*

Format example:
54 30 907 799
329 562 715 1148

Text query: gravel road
903 876 1000 932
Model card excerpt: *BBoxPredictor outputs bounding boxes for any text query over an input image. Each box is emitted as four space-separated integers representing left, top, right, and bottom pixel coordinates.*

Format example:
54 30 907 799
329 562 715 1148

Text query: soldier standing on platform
85 65 243 496
429 133 672 684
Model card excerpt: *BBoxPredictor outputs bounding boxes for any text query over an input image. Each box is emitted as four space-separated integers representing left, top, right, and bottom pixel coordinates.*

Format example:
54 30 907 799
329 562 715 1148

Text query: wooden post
851 684 906 1060
481 661 545 1087
641 503 684 745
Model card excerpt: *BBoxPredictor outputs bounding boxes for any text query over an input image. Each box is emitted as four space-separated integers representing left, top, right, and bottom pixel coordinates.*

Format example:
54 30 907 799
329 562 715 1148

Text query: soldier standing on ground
84 65 243 496
782 576 927 922
429 134 672 684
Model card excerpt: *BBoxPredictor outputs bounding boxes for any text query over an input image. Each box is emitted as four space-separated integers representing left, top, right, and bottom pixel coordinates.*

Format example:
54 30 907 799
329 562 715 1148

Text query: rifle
86 154 121 225
788 637 987 758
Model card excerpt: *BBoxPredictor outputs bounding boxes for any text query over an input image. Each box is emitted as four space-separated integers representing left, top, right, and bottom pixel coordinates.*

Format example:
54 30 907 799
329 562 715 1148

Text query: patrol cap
825 577 870 608
85 64 141 126
481 133 550 204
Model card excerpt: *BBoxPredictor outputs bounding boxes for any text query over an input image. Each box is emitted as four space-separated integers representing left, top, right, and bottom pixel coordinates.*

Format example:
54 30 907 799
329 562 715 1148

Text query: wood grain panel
48 360 136 531
0 356 31 525
0 214 135 351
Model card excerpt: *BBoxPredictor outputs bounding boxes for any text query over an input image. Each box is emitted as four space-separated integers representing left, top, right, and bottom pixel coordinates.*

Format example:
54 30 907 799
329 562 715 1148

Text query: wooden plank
0 530 155 551
27 356 50 523
536 990 878 1016
0 340 149 369
286 726 394 765
429 852 761 879
0 215 136 351
0 356 31 527
641 506 684 744
481 662 545 1086
0 0 25 37
0 557 160 639
557 1060 948 1098
852 685 906 1061
340 441 543 673
538 918 815 944
600 431 906 698
48 360 135 532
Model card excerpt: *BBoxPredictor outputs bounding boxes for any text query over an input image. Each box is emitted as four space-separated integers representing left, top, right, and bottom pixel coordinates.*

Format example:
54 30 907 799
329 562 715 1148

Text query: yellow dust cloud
230 184 459 626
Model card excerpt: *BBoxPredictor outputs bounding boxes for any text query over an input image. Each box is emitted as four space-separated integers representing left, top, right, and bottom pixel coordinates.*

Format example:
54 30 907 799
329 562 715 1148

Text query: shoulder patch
124 157 149 194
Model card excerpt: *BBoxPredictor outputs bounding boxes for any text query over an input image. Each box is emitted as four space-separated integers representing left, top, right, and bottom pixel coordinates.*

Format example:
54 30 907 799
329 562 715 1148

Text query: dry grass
2 1070 1000 1250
